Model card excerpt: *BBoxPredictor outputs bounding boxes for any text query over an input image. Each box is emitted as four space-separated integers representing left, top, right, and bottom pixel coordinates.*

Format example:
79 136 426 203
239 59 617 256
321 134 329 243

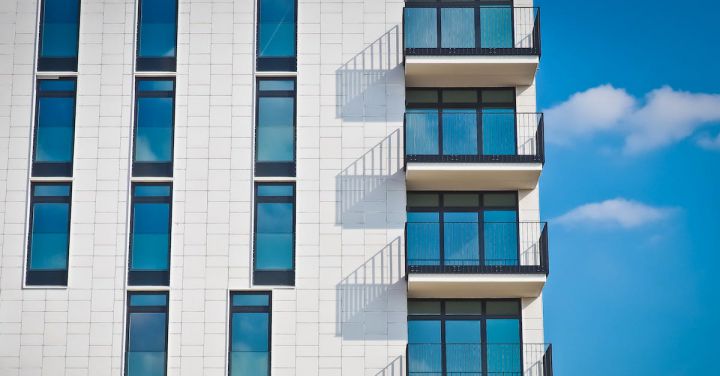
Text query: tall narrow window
129 183 172 286
229 292 271 376
254 183 295 286
33 78 77 177
133 78 175 177
26 183 72 286
255 79 296 177
126 292 169 376
37 0 80 71
136 0 178 71
257 0 297 71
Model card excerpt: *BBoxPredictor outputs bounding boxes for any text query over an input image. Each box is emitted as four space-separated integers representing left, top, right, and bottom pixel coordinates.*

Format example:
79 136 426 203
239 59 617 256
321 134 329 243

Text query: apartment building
0 0 552 375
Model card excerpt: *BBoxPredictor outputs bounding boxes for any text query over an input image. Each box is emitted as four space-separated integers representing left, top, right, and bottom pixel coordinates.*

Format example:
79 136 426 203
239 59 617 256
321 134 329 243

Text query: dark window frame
228 291 272 376
405 87 518 157
407 298 523 376
26 182 72 286
253 182 296 286
256 0 298 72
135 0 179 71
128 182 173 286
254 78 297 177
32 77 77 177
37 0 81 71
125 291 169 376
132 77 176 177
406 191 520 269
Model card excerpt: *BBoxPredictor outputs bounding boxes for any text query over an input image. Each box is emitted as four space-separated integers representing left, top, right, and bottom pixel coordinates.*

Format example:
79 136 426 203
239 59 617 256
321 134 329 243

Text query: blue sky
536 0 720 374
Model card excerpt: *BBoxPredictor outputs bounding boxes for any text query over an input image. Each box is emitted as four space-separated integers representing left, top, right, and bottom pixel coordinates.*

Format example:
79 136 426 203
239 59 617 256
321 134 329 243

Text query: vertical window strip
37 0 81 71
229 292 272 376
136 0 178 71
253 183 295 286
257 0 297 71
26 182 72 286
255 78 297 177
32 78 77 177
128 183 172 286
126 292 169 376
132 78 176 177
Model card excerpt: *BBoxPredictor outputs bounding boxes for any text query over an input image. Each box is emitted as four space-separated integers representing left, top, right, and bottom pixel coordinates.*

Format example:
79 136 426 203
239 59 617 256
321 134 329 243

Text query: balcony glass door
480 6 513 49
444 212 479 266
482 108 516 156
441 8 475 48
442 109 478 155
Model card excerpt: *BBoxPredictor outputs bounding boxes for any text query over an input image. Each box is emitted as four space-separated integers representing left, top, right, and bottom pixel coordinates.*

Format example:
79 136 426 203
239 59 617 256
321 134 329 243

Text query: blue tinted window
486 319 521 374
484 211 518 266
408 321 442 374
406 109 439 155
405 8 437 49
258 79 294 91
480 6 513 48
442 110 477 155
27 183 71 286
441 8 475 48
126 292 168 376
256 202 293 270
444 212 479 266
34 79 76 174
130 294 167 307
257 185 294 197
134 79 174 173
39 0 79 58
258 0 296 58
138 0 177 58
257 97 294 162
407 212 440 267
446 321 482 374
232 294 270 307
483 108 516 155
230 292 270 376
131 203 170 270
130 184 172 284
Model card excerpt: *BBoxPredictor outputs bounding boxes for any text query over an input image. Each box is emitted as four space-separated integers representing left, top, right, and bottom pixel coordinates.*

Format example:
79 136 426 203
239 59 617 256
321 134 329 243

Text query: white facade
0 0 547 375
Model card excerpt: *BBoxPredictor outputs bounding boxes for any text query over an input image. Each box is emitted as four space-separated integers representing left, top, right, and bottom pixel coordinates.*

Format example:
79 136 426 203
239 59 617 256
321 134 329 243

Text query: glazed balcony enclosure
403 1 541 87
407 343 553 376
405 221 549 298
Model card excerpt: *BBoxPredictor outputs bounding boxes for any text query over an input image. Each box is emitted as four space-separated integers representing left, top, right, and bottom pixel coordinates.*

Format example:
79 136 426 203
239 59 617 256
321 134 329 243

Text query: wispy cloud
545 85 720 153
555 198 676 229
698 133 720 150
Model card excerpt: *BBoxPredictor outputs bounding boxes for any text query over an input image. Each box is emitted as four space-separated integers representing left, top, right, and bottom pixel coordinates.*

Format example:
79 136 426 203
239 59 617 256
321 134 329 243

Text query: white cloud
544 85 720 153
555 198 675 229
698 133 720 150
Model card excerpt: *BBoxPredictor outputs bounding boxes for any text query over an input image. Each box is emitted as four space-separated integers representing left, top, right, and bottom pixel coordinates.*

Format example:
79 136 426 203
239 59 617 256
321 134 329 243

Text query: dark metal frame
132 77 176 177
254 77 297 177
256 0 298 72
404 191 549 275
25 182 72 286
32 77 77 177
37 0 81 71
228 291 272 376
403 1 541 57
128 182 173 286
406 298 524 376
253 182 296 286
124 291 170 376
135 0 178 71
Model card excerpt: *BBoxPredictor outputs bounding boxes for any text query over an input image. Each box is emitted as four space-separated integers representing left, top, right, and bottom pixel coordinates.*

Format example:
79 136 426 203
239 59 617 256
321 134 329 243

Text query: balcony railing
405 222 549 275
403 5 541 56
404 112 545 164
407 343 553 376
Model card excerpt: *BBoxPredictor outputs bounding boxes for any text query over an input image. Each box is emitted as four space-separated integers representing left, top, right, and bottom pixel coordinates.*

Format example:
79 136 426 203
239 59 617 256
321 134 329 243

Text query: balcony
405 221 549 298
404 112 544 190
407 343 553 376
403 4 541 87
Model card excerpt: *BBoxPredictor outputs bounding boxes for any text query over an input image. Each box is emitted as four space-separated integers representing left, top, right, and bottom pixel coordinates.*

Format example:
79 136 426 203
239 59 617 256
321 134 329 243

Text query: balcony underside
407 273 546 298
405 56 539 87
405 162 542 190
